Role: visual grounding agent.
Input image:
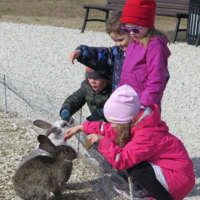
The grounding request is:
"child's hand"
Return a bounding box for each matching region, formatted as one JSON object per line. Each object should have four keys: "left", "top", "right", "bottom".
{"left": 70, "top": 50, "right": 81, "bottom": 64}
{"left": 63, "top": 125, "right": 83, "bottom": 141}
{"left": 87, "top": 134, "right": 104, "bottom": 145}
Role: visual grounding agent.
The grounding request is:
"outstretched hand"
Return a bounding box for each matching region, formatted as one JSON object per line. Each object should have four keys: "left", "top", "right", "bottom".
{"left": 87, "top": 134, "right": 104, "bottom": 145}
{"left": 63, "top": 125, "right": 83, "bottom": 141}
{"left": 70, "top": 50, "right": 81, "bottom": 64}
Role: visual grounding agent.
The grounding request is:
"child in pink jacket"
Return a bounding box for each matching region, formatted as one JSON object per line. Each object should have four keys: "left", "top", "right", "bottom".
{"left": 119, "top": 0, "right": 171, "bottom": 110}
{"left": 64, "top": 85, "right": 195, "bottom": 200}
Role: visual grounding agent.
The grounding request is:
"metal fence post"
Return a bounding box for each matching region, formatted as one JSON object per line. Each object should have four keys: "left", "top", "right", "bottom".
{"left": 3, "top": 74, "right": 8, "bottom": 114}
{"left": 77, "top": 108, "right": 82, "bottom": 154}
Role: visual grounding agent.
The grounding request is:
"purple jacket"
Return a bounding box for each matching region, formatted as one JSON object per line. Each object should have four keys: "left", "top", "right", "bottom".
{"left": 119, "top": 36, "right": 171, "bottom": 108}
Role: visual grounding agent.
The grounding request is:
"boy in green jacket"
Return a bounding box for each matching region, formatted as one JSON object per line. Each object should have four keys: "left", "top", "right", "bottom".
{"left": 60, "top": 67, "right": 112, "bottom": 122}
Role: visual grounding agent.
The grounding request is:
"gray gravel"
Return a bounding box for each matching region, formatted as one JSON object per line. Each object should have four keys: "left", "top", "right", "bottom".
{"left": 0, "top": 112, "right": 106, "bottom": 200}
{"left": 0, "top": 22, "right": 200, "bottom": 199}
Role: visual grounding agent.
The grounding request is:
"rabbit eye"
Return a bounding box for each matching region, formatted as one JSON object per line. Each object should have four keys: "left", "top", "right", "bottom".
{"left": 62, "top": 121, "right": 68, "bottom": 128}
{"left": 65, "top": 148, "right": 69, "bottom": 153}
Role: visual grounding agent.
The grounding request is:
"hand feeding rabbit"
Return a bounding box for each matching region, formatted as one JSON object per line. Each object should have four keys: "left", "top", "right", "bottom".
{"left": 13, "top": 134, "right": 77, "bottom": 200}
{"left": 18, "top": 119, "right": 71, "bottom": 167}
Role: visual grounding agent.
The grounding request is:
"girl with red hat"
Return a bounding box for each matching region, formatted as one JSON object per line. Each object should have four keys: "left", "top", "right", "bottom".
{"left": 120, "top": 0, "right": 171, "bottom": 111}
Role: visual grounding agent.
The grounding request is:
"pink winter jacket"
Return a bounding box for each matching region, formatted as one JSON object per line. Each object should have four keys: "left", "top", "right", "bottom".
{"left": 119, "top": 36, "right": 171, "bottom": 109}
{"left": 82, "top": 104, "right": 195, "bottom": 200}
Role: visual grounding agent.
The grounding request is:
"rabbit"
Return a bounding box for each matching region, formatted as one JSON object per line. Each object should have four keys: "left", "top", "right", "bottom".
{"left": 18, "top": 119, "right": 72, "bottom": 167}
{"left": 13, "top": 134, "right": 77, "bottom": 200}
{"left": 33, "top": 119, "right": 73, "bottom": 146}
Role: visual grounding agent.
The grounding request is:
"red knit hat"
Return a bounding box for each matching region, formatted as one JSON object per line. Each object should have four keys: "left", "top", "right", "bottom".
{"left": 121, "top": 0, "right": 156, "bottom": 28}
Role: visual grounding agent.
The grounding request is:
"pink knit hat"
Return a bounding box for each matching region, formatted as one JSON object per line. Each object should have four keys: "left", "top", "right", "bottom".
{"left": 104, "top": 85, "right": 141, "bottom": 124}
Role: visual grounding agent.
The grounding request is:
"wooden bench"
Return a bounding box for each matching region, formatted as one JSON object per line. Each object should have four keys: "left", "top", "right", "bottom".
{"left": 155, "top": 0, "right": 189, "bottom": 43}
{"left": 81, "top": 0, "right": 189, "bottom": 43}
{"left": 80, "top": 0, "right": 125, "bottom": 33}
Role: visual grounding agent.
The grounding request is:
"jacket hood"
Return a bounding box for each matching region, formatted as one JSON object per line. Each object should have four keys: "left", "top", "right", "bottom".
{"left": 151, "top": 36, "right": 171, "bottom": 58}
{"left": 131, "top": 104, "right": 169, "bottom": 133}
{"left": 151, "top": 35, "right": 169, "bottom": 46}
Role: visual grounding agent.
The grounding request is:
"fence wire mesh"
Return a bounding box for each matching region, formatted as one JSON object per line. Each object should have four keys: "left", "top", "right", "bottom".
{"left": 0, "top": 72, "right": 131, "bottom": 200}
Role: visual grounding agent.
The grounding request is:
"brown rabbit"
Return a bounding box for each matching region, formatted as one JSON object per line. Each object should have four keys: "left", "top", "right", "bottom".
{"left": 13, "top": 135, "right": 77, "bottom": 200}
{"left": 18, "top": 119, "right": 72, "bottom": 168}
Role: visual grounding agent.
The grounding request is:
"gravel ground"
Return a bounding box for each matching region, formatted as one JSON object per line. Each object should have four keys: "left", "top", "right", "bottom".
{"left": 0, "top": 111, "right": 107, "bottom": 200}
{"left": 0, "top": 22, "right": 200, "bottom": 199}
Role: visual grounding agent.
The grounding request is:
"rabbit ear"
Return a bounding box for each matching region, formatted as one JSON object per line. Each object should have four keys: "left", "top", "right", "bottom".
{"left": 37, "top": 135, "right": 56, "bottom": 153}
{"left": 37, "top": 135, "right": 55, "bottom": 153}
{"left": 46, "top": 127, "right": 60, "bottom": 136}
{"left": 33, "top": 120, "right": 52, "bottom": 129}
{"left": 39, "top": 143, "right": 56, "bottom": 153}
{"left": 37, "top": 135, "right": 55, "bottom": 147}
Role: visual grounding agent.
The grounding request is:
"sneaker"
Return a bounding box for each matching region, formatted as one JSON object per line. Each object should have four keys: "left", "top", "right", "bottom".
{"left": 113, "top": 185, "right": 133, "bottom": 199}
{"left": 132, "top": 181, "right": 151, "bottom": 198}
{"left": 110, "top": 172, "right": 130, "bottom": 198}
{"left": 113, "top": 185, "right": 155, "bottom": 200}
{"left": 110, "top": 174, "right": 129, "bottom": 192}
{"left": 111, "top": 172, "right": 154, "bottom": 199}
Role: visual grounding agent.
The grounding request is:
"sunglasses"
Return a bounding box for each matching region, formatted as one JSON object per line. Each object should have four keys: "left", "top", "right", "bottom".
{"left": 121, "top": 25, "right": 142, "bottom": 34}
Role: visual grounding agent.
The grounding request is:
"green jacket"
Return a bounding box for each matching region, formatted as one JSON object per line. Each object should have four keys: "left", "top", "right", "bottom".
{"left": 60, "top": 80, "right": 112, "bottom": 119}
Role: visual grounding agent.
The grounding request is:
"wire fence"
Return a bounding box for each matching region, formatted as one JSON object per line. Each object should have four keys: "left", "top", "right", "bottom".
{"left": 0, "top": 72, "right": 130, "bottom": 200}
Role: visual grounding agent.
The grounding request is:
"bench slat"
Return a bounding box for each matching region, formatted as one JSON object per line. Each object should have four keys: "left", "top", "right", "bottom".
{"left": 84, "top": 4, "right": 123, "bottom": 11}
{"left": 106, "top": 4, "right": 124, "bottom": 10}
{"left": 156, "top": 9, "right": 188, "bottom": 17}
{"left": 84, "top": 4, "right": 112, "bottom": 10}
{"left": 107, "top": 0, "right": 126, "bottom": 5}
{"left": 155, "top": 0, "right": 189, "bottom": 5}
{"left": 156, "top": 3, "right": 189, "bottom": 11}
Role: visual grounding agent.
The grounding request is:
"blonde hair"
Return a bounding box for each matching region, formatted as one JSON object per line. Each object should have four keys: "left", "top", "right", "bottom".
{"left": 112, "top": 122, "right": 132, "bottom": 147}
{"left": 140, "top": 28, "right": 171, "bottom": 47}
{"left": 106, "top": 11, "right": 124, "bottom": 35}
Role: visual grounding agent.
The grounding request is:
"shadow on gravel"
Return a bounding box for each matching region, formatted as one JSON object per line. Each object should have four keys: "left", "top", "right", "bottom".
{"left": 63, "top": 177, "right": 120, "bottom": 200}
{"left": 48, "top": 177, "right": 123, "bottom": 200}
{"left": 48, "top": 157, "right": 200, "bottom": 199}
{"left": 64, "top": 177, "right": 102, "bottom": 190}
